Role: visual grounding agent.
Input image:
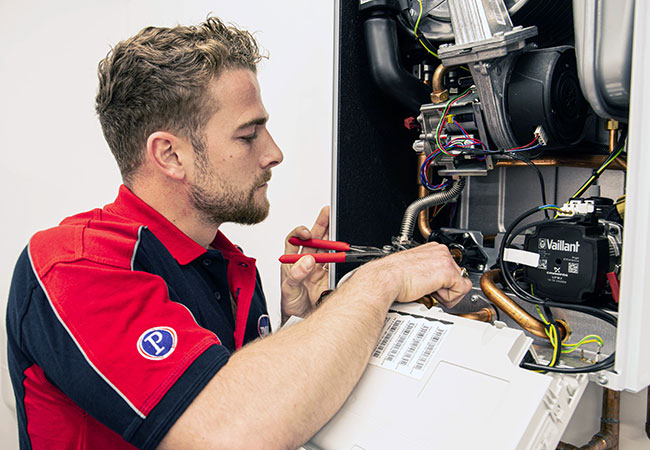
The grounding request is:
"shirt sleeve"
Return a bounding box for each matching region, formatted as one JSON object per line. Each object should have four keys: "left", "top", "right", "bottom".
{"left": 21, "top": 252, "right": 229, "bottom": 448}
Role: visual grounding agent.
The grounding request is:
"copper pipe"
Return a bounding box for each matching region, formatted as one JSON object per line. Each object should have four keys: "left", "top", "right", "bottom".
{"left": 414, "top": 295, "right": 495, "bottom": 323}
{"left": 480, "top": 269, "right": 568, "bottom": 340}
{"left": 457, "top": 306, "right": 496, "bottom": 323}
{"left": 557, "top": 388, "right": 620, "bottom": 450}
{"left": 417, "top": 153, "right": 433, "bottom": 240}
{"left": 431, "top": 64, "right": 452, "bottom": 104}
{"left": 609, "top": 131, "right": 617, "bottom": 152}
{"left": 495, "top": 155, "right": 626, "bottom": 171}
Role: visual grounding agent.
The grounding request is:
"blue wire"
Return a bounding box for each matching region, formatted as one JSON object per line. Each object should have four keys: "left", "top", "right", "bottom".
{"left": 506, "top": 144, "right": 543, "bottom": 153}
{"left": 420, "top": 151, "right": 449, "bottom": 191}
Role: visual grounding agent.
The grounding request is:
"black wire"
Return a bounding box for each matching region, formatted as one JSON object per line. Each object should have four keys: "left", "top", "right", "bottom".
{"left": 521, "top": 354, "right": 616, "bottom": 373}
{"left": 571, "top": 127, "right": 628, "bottom": 200}
{"left": 496, "top": 205, "right": 619, "bottom": 373}
{"left": 498, "top": 206, "right": 548, "bottom": 305}
{"left": 396, "top": 13, "right": 418, "bottom": 39}
{"left": 542, "top": 305, "right": 561, "bottom": 368}
{"left": 521, "top": 300, "right": 617, "bottom": 373}
{"left": 504, "top": 152, "right": 549, "bottom": 218}
{"left": 398, "top": 0, "right": 445, "bottom": 57}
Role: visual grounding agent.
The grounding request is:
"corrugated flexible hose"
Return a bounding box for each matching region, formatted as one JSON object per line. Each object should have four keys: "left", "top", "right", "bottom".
{"left": 398, "top": 177, "right": 466, "bottom": 242}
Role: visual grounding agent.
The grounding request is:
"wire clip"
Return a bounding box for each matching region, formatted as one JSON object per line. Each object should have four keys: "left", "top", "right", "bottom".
{"left": 534, "top": 125, "right": 549, "bottom": 146}
{"left": 556, "top": 200, "right": 595, "bottom": 217}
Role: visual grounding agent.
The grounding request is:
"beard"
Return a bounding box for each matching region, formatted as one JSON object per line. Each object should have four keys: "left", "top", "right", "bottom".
{"left": 189, "top": 156, "right": 272, "bottom": 226}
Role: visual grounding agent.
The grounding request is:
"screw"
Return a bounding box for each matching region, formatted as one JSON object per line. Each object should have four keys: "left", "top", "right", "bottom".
{"left": 470, "top": 295, "right": 480, "bottom": 303}
{"left": 598, "top": 374, "right": 608, "bottom": 385}
{"left": 477, "top": 264, "right": 485, "bottom": 271}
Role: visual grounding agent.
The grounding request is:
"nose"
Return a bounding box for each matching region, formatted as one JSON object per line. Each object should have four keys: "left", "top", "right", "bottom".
{"left": 260, "top": 129, "right": 284, "bottom": 169}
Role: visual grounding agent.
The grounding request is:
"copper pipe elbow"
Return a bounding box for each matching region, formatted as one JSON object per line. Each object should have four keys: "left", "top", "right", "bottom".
{"left": 480, "top": 269, "right": 568, "bottom": 340}
{"left": 430, "top": 64, "right": 452, "bottom": 104}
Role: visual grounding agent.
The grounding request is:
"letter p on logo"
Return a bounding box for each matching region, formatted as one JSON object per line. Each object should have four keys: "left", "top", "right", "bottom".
{"left": 137, "top": 327, "right": 177, "bottom": 360}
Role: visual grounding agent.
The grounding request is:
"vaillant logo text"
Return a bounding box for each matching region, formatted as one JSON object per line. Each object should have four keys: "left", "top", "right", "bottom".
{"left": 538, "top": 239, "right": 580, "bottom": 253}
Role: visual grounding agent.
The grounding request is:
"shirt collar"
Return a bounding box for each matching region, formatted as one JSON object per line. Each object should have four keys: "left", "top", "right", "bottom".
{"left": 104, "top": 185, "right": 220, "bottom": 265}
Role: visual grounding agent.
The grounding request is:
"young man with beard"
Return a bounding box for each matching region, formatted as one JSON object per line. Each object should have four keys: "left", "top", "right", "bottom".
{"left": 6, "top": 17, "right": 471, "bottom": 449}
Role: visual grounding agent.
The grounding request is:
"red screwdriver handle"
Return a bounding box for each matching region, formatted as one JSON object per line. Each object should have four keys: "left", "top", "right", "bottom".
{"left": 288, "top": 237, "right": 350, "bottom": 251}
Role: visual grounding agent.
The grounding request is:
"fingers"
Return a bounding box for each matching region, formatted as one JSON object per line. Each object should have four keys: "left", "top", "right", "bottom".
{"left": 372, "top": 242, "right": 471, "bottom": 305}
{"left": 283, "top": 206, "right": 330, "bottom": 257}
{"left": 310, "top": 206, "right": 330, "bottom": 240}
{"left": 284, "top": 226, "right": 311, "bottom": 255}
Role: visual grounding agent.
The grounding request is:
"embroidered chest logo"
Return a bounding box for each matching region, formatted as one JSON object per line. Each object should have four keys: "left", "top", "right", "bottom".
{"left": 258, "top": 315, "right": 271, "bottom": 337}
{"left": 137, "top": 327, "right": 177, "bottom": 360}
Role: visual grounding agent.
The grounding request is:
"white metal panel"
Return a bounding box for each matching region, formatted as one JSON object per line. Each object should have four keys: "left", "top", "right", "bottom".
{"left": 614, "top": 0, "right": 650, "bottom": 392}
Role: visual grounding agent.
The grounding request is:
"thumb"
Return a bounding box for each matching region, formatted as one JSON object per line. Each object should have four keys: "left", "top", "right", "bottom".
{"left": 283, "top": 255, "right": 316, "bottom": 289}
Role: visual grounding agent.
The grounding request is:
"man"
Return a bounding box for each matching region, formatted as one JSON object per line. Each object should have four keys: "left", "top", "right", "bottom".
{"left": 6, "top": 17, "right": 471, "bottom": 449}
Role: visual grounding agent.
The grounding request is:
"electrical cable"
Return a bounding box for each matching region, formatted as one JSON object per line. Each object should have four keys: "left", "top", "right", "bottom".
{"left": 502, "top": 152, "right": 549, "bottom": 218}
{"left": 571, "top": 127, "right": 628, "bottom": 199}
{"left": 496, "top": 205, "right": 618, "bottom": 373}
{"left": 414, "top": 0, "right": 441, "bottom": 58}
{"left": 435, "top": 87, "right": 474, "bottom": 154}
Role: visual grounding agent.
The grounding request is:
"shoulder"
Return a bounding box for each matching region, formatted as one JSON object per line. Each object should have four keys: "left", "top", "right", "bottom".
{"left": 29, "top": 207, "right": 146, "bottom": 278}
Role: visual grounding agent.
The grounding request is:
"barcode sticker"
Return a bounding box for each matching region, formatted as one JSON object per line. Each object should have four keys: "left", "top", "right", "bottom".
{"left": 369, "top": 312, "right": 452, "bottom": 379}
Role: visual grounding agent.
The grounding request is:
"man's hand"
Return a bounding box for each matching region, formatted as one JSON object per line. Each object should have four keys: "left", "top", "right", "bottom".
{"left": 280, "top": 206, "right": 330, "bottom": 322}
{"left": 354, "top": 241, "right": 472, "bottom": 309}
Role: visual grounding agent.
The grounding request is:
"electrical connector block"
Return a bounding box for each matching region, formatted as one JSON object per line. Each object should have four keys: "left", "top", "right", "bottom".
{"left": 556, "top": 200, "right": 595, "bottom": 217}
{"left": 534, "top": 125, "right": 549, "bottom": 146}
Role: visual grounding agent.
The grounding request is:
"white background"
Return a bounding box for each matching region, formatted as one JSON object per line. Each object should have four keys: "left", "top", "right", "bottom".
{"left": 0, "top": 1, "right": 333, "bottom": 446}
{"left": 1, "top": 1, "right": 649, "bottom": 449}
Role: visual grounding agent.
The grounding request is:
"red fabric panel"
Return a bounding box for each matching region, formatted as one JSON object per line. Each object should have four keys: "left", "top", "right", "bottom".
{"left": 29, "top": 224, "right": 221, "bottom": 417}
{"left": 23, "top": 364, "right": 136, "bottom": 449}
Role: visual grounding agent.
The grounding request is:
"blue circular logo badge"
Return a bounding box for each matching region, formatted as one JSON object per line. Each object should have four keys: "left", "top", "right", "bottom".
{"left": 137, "top": 327, "right": 177, "bottom": 360}
{"left": 258, "top": 315, "right": 271, "bottom": 337}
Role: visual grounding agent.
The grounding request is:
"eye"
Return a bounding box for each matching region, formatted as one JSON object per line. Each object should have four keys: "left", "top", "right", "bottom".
{"left": 239, "top": 132, "right": 258, "bottom": 143}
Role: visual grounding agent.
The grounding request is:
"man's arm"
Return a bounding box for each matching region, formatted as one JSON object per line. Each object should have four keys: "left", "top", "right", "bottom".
{"left": 158, "top": 243, "right": 470, "bottom": 449}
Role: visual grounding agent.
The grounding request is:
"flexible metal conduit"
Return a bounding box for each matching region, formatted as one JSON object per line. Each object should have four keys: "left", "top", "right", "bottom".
{"left": 399, "top": 178, "right": 466, "bottom": 243}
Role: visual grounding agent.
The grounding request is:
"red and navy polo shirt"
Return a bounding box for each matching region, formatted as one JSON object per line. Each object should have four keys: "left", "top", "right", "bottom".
{"left": 6, "top": 185, "right": 272, "bottom": 449}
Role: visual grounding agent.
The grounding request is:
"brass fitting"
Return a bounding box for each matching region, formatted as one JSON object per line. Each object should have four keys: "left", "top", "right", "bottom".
{"left": 430, "top": 90, "right": 449, "bottom": 104}
{"left": 605, "top": 119, "right": 620, "bottom": 131}
{"left": 431, "top": 63, "right": 452, "bottom": 104}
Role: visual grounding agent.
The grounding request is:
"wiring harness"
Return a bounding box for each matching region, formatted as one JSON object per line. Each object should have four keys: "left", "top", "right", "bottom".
{"left": 497, "top": 205, "right": 618, "bottom": 373}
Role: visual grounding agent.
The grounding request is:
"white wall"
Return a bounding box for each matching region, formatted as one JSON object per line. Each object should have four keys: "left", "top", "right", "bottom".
{"left": 0, "top": 1, "right": 333, "bottom": 447}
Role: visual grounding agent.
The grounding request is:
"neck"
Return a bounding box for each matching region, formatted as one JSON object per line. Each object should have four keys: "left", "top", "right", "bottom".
{"left": 129, "top": 178, "right": 221, "bottom": 249}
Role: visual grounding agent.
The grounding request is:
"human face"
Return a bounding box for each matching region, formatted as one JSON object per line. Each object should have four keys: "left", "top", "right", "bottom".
{"left": 189, "top": 69, "right": 283, "bottom": 226}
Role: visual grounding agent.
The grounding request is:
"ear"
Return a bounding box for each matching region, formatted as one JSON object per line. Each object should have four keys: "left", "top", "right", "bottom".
{"left": 146, "top": 131, "right": 192, "bottom": 181}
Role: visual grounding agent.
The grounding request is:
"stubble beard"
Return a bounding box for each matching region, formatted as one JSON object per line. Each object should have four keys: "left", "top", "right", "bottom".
{"left": 189, "top": 156, "right": 271, "bottom": 226}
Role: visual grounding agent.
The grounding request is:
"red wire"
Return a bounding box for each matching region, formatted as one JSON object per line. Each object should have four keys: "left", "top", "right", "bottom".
{"left": 436, "top": 90, "right": 473, "bottom": 152}
{"left": 454, "top": 120, "right": 470, "bottom": 137}
{"left": 507, "top": 136, "right": 538, "bottom": 151}
{"left": 447, "top": 137, "right": 484, "bottom": 147}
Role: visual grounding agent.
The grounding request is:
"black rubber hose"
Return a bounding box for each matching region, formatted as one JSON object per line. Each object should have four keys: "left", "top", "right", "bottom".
{"left": 363, "top": 13, "right": 432, "bottom": 113}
